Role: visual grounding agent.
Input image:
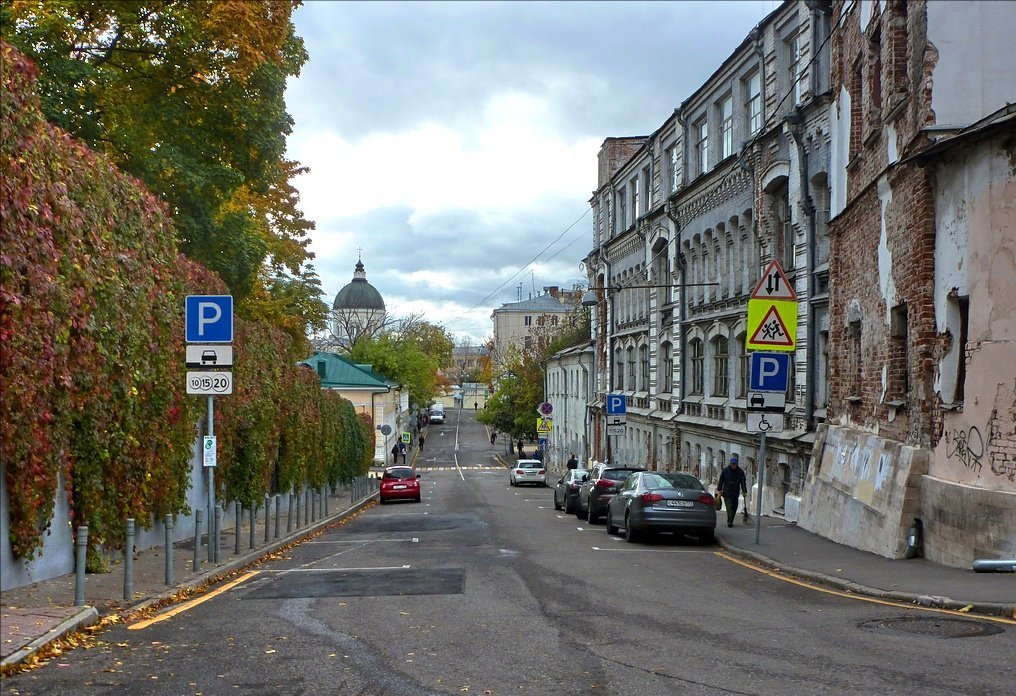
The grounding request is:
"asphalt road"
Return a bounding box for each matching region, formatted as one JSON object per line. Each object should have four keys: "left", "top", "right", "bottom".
{"left": 4, "top": 410, "right": 1013, "bottom": 695}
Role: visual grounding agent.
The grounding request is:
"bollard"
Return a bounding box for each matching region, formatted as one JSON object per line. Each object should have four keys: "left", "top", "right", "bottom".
{"left": 193, "top": 509, "right": 203, "bottom": 572}
{"left": 235, "top": 503, "right": 241, "bottom": 555}
{"left": 214, "top": 504, "right": 223, "bottom": 563}
{"left": 124, "top": 518, "right": 135, "bottom": 602}
{"left": 351, "top": 479, "right": 355, "bottom": 504}
{"left": 288, "top": 493, "right": 294, "bottom": 533}
{"left": 249, "top": 505, "right": 256, "bottom": 550}
{"left": 305, "top": 487, "right": 310, "bottom": 525}
{"left": 164, "top": 514, "right": 174, "bottom": 586}
{"left": 324, "top": 486, "right": 330, "bottom": 516}
{"left": 74, "top": 525, "right": 88, "bottom": 607}
{"left": 311, "top": 488, "right": 316, "bottom": 522}
{"left": 274, "top": 495, "right": 281, "bottom": 539}
{"left": 295, "top": 488, "right": 301, "bottom": 529}
{"left": 264, "top": 494, "right": 271, "bottom": 543}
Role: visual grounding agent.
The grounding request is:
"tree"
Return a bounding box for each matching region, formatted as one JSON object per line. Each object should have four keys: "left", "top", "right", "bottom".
{"left": 2, "top": 0, "right": 320, "bottom": 337}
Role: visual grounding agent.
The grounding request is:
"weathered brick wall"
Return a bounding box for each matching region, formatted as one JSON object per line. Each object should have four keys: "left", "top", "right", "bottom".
{"left": 597, "top": 137, "right": 647, "bottom": 189}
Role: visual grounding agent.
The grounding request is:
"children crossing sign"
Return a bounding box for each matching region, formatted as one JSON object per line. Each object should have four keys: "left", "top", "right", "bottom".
{"left": 746, "top": 260, "right": 797, "bottom": 352}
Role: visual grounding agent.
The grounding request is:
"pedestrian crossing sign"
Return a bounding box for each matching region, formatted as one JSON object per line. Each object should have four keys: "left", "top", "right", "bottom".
{"left": 536, "top": 417, "right": 552, "bottom": 434}
{"left": 746, "top": 299, "right": 797, "bottom": 351}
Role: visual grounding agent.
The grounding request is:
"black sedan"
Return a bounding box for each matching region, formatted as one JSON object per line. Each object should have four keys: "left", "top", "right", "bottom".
{"left": 553, "top": 468, "right": 589, "bottom": 514}
{"left": 605, "top": 471, "right": 717, "bottom": 544}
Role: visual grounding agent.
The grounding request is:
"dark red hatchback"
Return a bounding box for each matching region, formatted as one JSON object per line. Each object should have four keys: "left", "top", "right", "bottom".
{"left": 379, "top": 466, "right": 421, "bottom": 504}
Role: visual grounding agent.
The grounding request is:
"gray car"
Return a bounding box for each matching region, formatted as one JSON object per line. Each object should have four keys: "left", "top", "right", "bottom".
{"left": 553, "top": 468, "right": 589, "bottom": 514}
{"left": 575, "top": 464, "right": 646, "bottom": 524}
{"left": 605, "top": 471, "right": 717, "bottom": 544}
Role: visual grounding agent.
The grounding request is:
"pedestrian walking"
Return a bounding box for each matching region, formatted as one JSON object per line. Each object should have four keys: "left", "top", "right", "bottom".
{"left": 490, "top": 430, "right": 497, "bottom": 445}
{"left": 391, "top": 443, "right": 400, "bottom": 465}
{"left": 399, "top": 441, "right": 407, "bottom": 464}
{"left": 418, "top": 435, "right": 425, "bottom": 451}
{"left": 566, "top": 452, "right": 578, "bottom": 469}
{"left": 474, "top": 401, "right": 478, "bottom": 410}
{"left": 717, "top": 456, "right": 748, "bottom": 527}
{"left": 517, "top": 439, "right": 524, "bottom": 458}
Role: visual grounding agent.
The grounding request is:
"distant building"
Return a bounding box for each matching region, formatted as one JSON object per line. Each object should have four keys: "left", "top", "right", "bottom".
{"left": 490, "top": 286, "right": 581, "bottom": 368}
{"left": 329, "top": 258, "right": 386, "bottom": 351}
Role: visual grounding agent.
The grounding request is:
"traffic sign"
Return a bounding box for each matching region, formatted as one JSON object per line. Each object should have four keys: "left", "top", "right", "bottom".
{"left": 185, "top": 344, "right": 234, "bottom": 368}
{"left": 536, "top": 417, "right": 552, "bottom": 434}
{"left": 750, "top": 260, "right": 797, "bottom": 301}
{"left": 606, "top": 424, "right": 625, "bottom": 436}
{"left": 746, "top": 412, "right": 785, "bottom": 433}
{"left": 401, "top": 431, "right": 411, "bottom": 443}
{"left": 185, "top": 295, "right": 233, "bottom": 343}
{"left": 746, "top": 299, "right": 797, "bottom": 351}
{"left": 747, "top": 391, "right": 786, "bottom": 411}
{"left": 538, "top": 401, "right": 553, "bottom": 416}
{"left": 203, "top": 436, "right": 217, "bottom": 467}
{"left": 749, "top": 352, "right": 791, "bottom": 392}
{"left": 186, "top": 371, "right": 233, "bottom": 395}
{"left": 606, "top": 394, "right": 626, "bottom": 415}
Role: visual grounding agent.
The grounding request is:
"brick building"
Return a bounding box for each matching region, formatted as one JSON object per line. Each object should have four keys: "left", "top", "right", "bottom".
{"left": 798, "top": 0, "right": 1016, "bottom": 565}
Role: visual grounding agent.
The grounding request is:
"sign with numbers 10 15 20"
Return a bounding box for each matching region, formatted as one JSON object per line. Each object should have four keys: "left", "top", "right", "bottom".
{"left": 186, "top": 371, "right": 233, "bottom": 395}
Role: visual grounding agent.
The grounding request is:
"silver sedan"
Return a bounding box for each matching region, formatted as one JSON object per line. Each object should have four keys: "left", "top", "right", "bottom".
{"left": 605, "top": 471, "right": 717, "bottom": 544}
{"left": 509, "top": 459, "right": 547, "bottom": 487}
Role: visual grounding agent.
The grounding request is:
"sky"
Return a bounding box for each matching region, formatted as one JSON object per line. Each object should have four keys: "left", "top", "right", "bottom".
{"left": 285, "top": 0, "right": 779, "bottom": 344}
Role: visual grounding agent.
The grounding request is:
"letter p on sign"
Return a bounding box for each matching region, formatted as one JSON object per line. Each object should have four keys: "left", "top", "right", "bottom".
{"left": 186, "top": 295, "right": 233, "bottom": 343}
{"left": 749, "top": 352, "right": 790, "bottom": 392}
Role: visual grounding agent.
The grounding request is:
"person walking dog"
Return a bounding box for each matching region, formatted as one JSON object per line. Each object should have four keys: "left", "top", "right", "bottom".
{"left": 717, "top": 456, "right": 748, "bottom": 527}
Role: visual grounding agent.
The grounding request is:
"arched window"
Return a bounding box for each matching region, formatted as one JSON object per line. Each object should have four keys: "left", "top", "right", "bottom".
{"left": 690, "top": 338, "right": 704, "bottom": 395}
{"left": 627, "top": 346, "right": 636, "bottom": 389}
{"left": 661, "top": 342, "right": 673, "bottom": 393}
{"left": 712, "top": 335, "right": 729, "bottom": 397}
{"left": 639, "top": 345, "right": 649, "bottom": 391}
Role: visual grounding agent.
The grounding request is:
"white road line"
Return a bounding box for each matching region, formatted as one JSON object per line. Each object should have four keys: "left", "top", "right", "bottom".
{"left": 307, "top": 538, "right": 419, "bottom": 544}
{"left": 266, "top": 564, "right": 412, "bottom": 573}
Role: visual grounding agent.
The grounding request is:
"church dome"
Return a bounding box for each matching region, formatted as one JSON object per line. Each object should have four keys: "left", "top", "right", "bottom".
{"left": 333, "top": 260, "right": 385, "bottom": 311}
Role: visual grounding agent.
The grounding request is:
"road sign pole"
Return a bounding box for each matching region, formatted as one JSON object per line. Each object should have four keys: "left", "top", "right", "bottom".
{"left": 207, "top": 395, "right": 215, "bottom": 562}
{"left": 755, "top": 431, "right": 766, "bottom": 544}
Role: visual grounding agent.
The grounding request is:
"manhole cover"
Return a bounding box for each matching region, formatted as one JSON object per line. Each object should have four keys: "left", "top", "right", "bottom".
{"left": 243, "top": 567, "right": 465, "bottom": 599}
{"left": 859, "top": 616, "right": 1005, "bottom": 638}
{"left": 351, "top": 513, "right": 484, "bottom": 535}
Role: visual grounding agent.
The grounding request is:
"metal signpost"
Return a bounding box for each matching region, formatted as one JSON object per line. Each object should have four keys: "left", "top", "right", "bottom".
{"left": 745, "top": 261, "right": 796, "bottom": 544}
{"left": 605, "top": 393, "right": 626, "bottom": 462}
{"left": 186, "top": 295, "right": 233, "bottom": 563}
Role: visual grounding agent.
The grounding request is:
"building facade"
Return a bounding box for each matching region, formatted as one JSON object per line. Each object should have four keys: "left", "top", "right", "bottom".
{"left": 490, "top": 286, "right": 580, "bottom": 370}
{"left": 798, "top": 0, "right": 1016, "bottom": 564}
{"left": 544, "top": 342, "right": 595, "bottom": 468}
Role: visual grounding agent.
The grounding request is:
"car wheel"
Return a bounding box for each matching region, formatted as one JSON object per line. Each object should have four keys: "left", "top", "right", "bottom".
{"left": 586, "top": 504, "right": 598, "bottom": 525}
{"left": 575, "top": 500, "right": 585, "bottom": 518}
{"left": 624, "top": 513, "right": 641, "bottom": 543}
{"left": 606, "top": 510, "right": 618, "bottom": 535}
{"left": 564, "top": 495, "right": 574, "bottom": 514}
{"left": 698, "top": 531, "right": 715, "bottom": 545}
{"left": 553, "top": 494, "right": 562, "bottom": 511}
{"left": 509, "top": 477, "right": 514, "bottom": 487}
{"left": 414, "top": 495, "right": 421, "bottom": 503}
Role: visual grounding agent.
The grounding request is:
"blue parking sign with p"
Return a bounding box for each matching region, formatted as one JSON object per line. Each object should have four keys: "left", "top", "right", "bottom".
{"left": 606, "top": 393, "right": 626, "bottom": 415}
{"left": 749, "top": 352, "right": 791, "bottom": 392}
{"left": 186, "top": 295, "right": 233, "bottom": 343}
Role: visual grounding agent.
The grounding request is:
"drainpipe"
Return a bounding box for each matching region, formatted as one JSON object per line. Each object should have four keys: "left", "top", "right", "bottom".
{"left": 665, "top": 201, "right": 685, "bottom": 412}
{"left": 787, "top": 108, "right": 817, "bottom": 430}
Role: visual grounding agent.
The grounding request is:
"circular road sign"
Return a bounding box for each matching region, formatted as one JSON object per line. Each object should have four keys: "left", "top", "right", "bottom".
{"left": 539, "top": 401, "right": 553, "bottom": 416}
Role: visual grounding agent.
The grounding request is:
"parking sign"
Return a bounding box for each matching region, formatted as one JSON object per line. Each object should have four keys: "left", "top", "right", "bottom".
{"left": 185, "top": 295, "right": 233, "bottom": 343}
{"left": 749, "top": 352, "right": 791, "bottom": 392}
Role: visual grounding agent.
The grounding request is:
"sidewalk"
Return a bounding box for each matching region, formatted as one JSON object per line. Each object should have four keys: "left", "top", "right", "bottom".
{"left": 1, "top": 484, "right": 376, "bottom": 671}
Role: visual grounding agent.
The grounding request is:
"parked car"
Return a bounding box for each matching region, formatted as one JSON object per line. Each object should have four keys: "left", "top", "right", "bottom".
{"left": 575, "top": 464, "right": 646, "bottom": 524}
{"left": 553, "top": 468, "right": 589, "bottom": 514}
{"left": 605, "top": 471, "right": 716, "bottom": 544}
{"left": 509, "top": 459, "right": 547, "bottom": 487}
{"left": 379, "top": 466, "right": 421, "bottom": 504}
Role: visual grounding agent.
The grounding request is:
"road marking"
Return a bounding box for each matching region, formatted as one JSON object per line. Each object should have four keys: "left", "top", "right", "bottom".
{"left": 716, "top": 551, "right": 1016, "bottom": 626}
{"left": 129, "top": 571, "right": 260, "bottom": 630}
{"left": 265, "top": 564, "right": 411, "bottom": 573}
{"left": 590, "top": 546, "right": 709, "bottom": 553}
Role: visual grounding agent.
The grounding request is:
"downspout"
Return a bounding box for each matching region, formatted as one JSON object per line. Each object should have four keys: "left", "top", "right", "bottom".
{"left": 789, "top": 114, "right": 816, "bottom": 430}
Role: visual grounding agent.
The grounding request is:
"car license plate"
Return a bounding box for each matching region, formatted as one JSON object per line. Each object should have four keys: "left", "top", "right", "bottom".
{"left": 667, "top": 500, "right": 693, "bottom": 508}
{"left": 394, "top": 484, "right": 406, "bottom": 490}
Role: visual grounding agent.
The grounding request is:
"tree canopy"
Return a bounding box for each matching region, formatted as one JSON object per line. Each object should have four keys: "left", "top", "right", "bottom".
{"left": 2, "top": 0, "right": 327, "bottom": 346}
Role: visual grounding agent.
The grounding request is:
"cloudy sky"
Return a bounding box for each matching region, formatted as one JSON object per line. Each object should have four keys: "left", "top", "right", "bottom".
{"left": 285, "top": 0, "right": 778, "bottom": 344}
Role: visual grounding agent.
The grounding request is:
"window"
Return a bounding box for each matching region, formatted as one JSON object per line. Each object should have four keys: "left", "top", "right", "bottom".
{"left": 630, "top": 179, "right": 640, "bottom": 222}
{"left": 662, "top": 342, "right": 673, "bottom": 393}
{"left": 869, "top": 27, "right": 883, "bottom": 121}
{"left": 615, "top": 349, "right": 624, "bottom": 390}
{"left": 719, "top": 96, "right": 733, "bottom": 159}
{"left": 953, "top": 296, "right": 969, "bottom": 402}
{"left": 642, "top": 165, "right": 652, "bottom": 213}
{"left": 712, "top": 336, "right": 729, "bottom": 397}
{"left": 771, "top": 181, "right": 794, "bottom": 270}
{"left": 745, "top": 71, "right": 762, "bottom": 135}
{"left": 695, "top": 119, "right": 709, "bottom": 175}
{"left": 850, "top": 61, "right": 863, "bottom": 156}
{"left": 524, "top": 315, "right": 532, "bottom": 326}
{"left": 890, "top": 303, "right": 908, "bottom": 398}
{"left": 627, "top": 346, "right": 636, "bottom": 389}
{"left": 785, "top": 32, "right": 802, "bottom": 106}
{"left": 640, "top": 345, "right": 649, "bottom": 391}
{"left": 618, "top": 188, "right": 627, "bottom": 230}
{"left": 690, "top": 339, "right": 704, "bottom": 395}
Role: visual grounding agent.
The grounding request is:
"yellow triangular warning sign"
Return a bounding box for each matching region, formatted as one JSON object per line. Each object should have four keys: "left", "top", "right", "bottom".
{"left": 748, "top": 305, "right": 794, "bottom": 347}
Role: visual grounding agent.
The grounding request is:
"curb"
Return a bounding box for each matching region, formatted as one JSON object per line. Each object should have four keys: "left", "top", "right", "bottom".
{"left": 0, "top": 606, "right": 98, "bottom": 669}
{"left": 716, "top": 539, "right": 1016, "bottom": 620}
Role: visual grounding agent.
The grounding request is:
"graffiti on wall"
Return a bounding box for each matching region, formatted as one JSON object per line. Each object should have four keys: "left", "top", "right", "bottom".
{"left": 945, "top": 425, "right": 984, "bottom": 473}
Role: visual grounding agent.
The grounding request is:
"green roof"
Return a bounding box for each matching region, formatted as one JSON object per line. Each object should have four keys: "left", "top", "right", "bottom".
{"left": 298, "top": 352, "right": 395, "bottom": 390}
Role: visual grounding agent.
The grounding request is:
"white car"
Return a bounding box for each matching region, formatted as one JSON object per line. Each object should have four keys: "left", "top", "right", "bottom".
{"left": 509, "top": 459, "right": 547, "bottom": 487}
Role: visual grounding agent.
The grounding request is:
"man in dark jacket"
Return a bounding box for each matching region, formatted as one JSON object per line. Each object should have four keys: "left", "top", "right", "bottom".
{"left": 566, "top": 453, "right": 578, "bottom": 469}
{"left": 717, "top": 456, "right": 748, "bottom": 527}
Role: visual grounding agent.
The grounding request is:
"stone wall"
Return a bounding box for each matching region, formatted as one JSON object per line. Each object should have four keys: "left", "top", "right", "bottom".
{"left": 920, "top": 476, "right": 1016, "bottom": 567}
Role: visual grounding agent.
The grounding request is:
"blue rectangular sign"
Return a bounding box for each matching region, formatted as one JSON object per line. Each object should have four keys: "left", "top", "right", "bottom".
{"left": 185, "top": 295, "right": 233, "bottom": 343}
{"left": 749, "top": 352, "right": 791, "bottom": 392}
{"left": 606, "top": 393, "right": 627, "bottom": 415}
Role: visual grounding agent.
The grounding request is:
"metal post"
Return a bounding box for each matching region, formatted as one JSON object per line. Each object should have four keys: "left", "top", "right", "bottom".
{"left": 123, "top": 518, "right": 135, "bottom": 602}
{"left": 264, "top": 494, "right": 271, "bottom": 543}
{"left": 164, "top": 514, "right": 174, "bottom": 586}
{"left": 288, "top": 492, "right": 294, "bottom": 533}
{"left": 295, "top": 488, "right": 301, "bottom": 529}
{"left": 274, "top": 495, "right": 281, "bottom": 539}
{"left": 351, "top": 479, "right": 356, "bottom": 504}
{"left": 755, "top": 432, "right": 766, "bottom": 545}
{"left": 249, "top": 505, "right": 256, "bottom": 549}
{"left": 214, "top": 504, "right": 223, "bottom": 563}
{"left": 207, "top": 396, "right": 215, "bottom": 563}
{"left": 234, "top": 502, "right": 241, "bottom": 555}
{"left": 324, "top": 486, "right": 329, "bottom": 516}
{"left": 74, "top": 525, "right": 88, "bottom": 607}
{"left": 193, "top": 508, "right": 203, "bottom": 572}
